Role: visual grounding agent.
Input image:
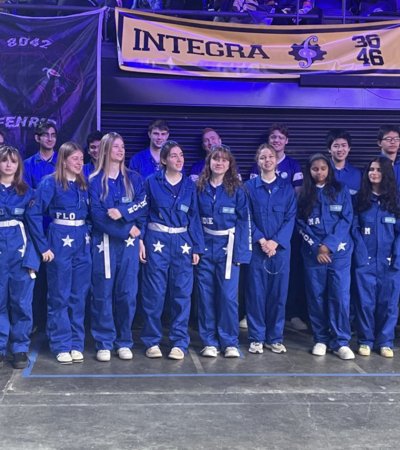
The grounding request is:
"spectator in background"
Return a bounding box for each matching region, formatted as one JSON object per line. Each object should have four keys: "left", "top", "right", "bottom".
{"left": 83, "top": 131, "right": 103, "bottom": 179}
{"left": 327, "top": 129, "right": 362, "bottom": 195}
{"left": 128, "top": 119, "right": 170, "bottom": 179}
{"left": 296, "top": 0, "right": 323, "bottom": 24}
{"left": 190, "top": 128, "right": 222, "bottom": 183}
{"left": 130, "top": 0, "right": 163, "bottom": 8}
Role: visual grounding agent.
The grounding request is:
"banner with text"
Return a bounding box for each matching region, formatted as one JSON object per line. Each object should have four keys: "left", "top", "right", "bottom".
{"left": 0, "top": 9, "right": 104, "bottom": 158}
{"left": 116, "top": 8, "right": 400, "bottom": 79}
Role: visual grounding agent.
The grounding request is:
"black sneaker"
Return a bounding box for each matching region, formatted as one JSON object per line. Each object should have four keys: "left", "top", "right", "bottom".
{"left": 12, "top": 352, "right": 29, "bottom": 369}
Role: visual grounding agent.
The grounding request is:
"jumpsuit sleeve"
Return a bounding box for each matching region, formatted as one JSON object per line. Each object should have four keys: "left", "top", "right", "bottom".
{"left": 322, "top": 187, "right": 353, "bottom": 254}
{"left": 187, "top": 187, "right": 205, "bottom": 255}
{"left": 89, "top": 177, "right": 136, "bottom": 240}
{"left": 244, "top": 182, "right": 265, "bottom": 244}
{"left": 22, "top": 189, "right": 41, "bottom": 271}
{"left": 391, "top": 218, "right": 400, "bottom": 270}
{"left": 232, "top": 187, "right": 252, "bottom": 264}
{"left": 271, "top": 187, "right": 297, "bottom": 250}
{"left": 350, "top": 211, "right": 369, "bottom": 267}
{"left": 25, "top": 176, "right": 55, "bottom": 255}
{"left": 296, "top": 217, "right": 322, "bottom": 255}
{"left": 23, "top": 159, "right": 34, "bottom": 188}
{"left": 117, "top": 173, "right": 148, "bottom": 229}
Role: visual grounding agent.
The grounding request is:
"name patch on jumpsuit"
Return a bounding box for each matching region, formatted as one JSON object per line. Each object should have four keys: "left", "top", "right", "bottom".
{"left": 383, "top": 217, "right": 396, "bottom": 224}
{"left": 179, "top": 204, "right": 189, "bottom": 213}
{"left": 221, "top": 207, "right": 235, "bottom": 214}
{"left": 329, "top": 205, "right": 343, "bottom": 212}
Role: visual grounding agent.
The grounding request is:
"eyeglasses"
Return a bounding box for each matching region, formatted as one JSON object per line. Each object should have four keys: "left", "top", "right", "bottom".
{"left": 382, "top": 137, "right": 400, "bottom": 143}
{"left": 210, "top": 144, "right": 231, "bottom": 152}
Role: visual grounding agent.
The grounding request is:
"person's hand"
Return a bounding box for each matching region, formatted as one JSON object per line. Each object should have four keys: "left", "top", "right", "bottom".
{"left": 264, "top": 240, "right": 278, "bottom": 258}
{"left": 139, "top": 240, "right": 147, "bottom": 263}
{"left": 317, "top": 244, "right": 332, "bottom": 264}
{"left": 42, "top": 249, "right": 55, "bottom": 262}
{"left": 129, "top": 225, "right": 141, "bottom": 238}
{"left": 107, "top": 208, "right": 122, "bottom": 220}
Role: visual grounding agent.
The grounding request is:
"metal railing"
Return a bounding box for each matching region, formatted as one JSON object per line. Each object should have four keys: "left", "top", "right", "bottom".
{"left": 0, "top": 2, "right": 399, "bottom": 26}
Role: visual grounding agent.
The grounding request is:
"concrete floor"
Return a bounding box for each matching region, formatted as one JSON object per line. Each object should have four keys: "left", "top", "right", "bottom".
{"left": 1, "top": 326, "right": 400, "bottom": 449}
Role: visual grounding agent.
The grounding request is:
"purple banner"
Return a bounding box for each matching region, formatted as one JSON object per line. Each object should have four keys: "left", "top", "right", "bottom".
{"left": 0, "top": 9, "right": 104, "bottom": 157}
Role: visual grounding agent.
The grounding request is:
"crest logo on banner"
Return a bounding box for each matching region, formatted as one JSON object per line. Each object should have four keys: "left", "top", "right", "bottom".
{"left": 0, "top": 9, "right": 104, "bottom": 157}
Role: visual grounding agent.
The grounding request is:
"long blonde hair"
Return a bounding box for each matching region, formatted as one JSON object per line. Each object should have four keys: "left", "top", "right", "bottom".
{"left": 90, "top": 132, "right": 133, "bottom": 201}
{"left": 54, "top": 141, "right": 87, "bottom": 191}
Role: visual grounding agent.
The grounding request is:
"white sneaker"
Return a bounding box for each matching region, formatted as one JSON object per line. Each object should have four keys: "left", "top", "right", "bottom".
{"left": 248, "top": 342, "right": 264, "bottom": 354}
{"left": 312, "top": 343, "right": 327, "bottom": 356}
{"left": 56, "top": 352, "right": 72, "bottom": 364}
{"left": 117, "top": 347, "right": 133, "bottom": 360}
{"left": 96, "top": 349, "right": 111, "bottom": 362}
{"left": 145, "top": 345, "right": 162, "bottom": 358}
{"left": 168, "top": 347, "right": 185, "bottom": 360}
{"left": 334, "top": 346, "right": 355, "bottom": 360}
{"left": 239, "top": 316, "right": 248, "bottom": 329}
{"left": 358, "top": 345, "right": 371, "bottom": 356}
{"left": 380, "top": 347, "right": 394, "bottom": 358}
{"left": 224, "top": 347, "right": 240, "bottom": 358}
{"left": 288, "top": 317, "right": 308, "bottom": 331}
{"left": 200, "top": 346, "right": 218, "bottom": 358}
{"left": 264, "top": 343, "right": 287, "bottom": 354}
{"left": 71, "top": 350, "right": 84, "bottom": 363}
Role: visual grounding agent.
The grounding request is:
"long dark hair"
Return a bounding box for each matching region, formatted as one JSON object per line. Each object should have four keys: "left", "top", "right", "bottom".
{"left": 197, "top": 145, "right": 241, "bottom": 196}
{"left": 298, "top": 153, "right": 342, "bottom": 220}
{"left": 0, "top": 145, "right": 28, "bottom": 195}
{"left": 356, "top": 156, "right": 400, "bottom": 216}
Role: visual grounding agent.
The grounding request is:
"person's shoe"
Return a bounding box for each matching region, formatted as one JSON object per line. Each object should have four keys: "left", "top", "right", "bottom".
{"left": 71, "top": 350, "right": 84, "bottom": 363}
{"left": 312, "top": 343, "right": 327, "bottom": 356}
{"left": 145, "top": 345, "right": 162, "bottom": 358}
{"left": 96, "top": 349, "right": 111, "bottom": 362}
{"left": 168, "top": 347, "right": 184, "bottom": 360}
{"left": 358, "top": 345, "right": 371, "bottom": 356}
{"left": 248, "top": 342, "right": 264, "bottom": 354}
{"left": 117, "top": 347, "right": 133, "bottom": 360}
{"left": 334, "top": 346, "right": 355, "bottom": 360}
{"left": 200, "top": 346, "right": 218, "bottom": 358}
{"left": 264, "top": 343, "right": 287, "bottom": 354}
{"left": 12, "top": 352, "right": 29, "bottom": 369}
{"left": 239, "top": 316, "right": 248, "bottom": 329}
{"left": 288, "top": 317, "right": 308, "bottom": 331}
{"left": 56, "top": 352, "right": 73, "bottom": 364}
{"left": 224, "top": 347, "right": 240, "bottom": 358}
{"left": 380, "top": 347, "right": 394, "bottom": 358}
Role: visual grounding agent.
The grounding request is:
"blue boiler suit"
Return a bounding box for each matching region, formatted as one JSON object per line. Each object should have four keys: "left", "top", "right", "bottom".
{"left": 27, "top": 176, "right": 91, "bottom": 354}
{"left": 128, "top": 148, "right": 161, "bottom": 180}
{"left": 245, "top": 177, "right": 297, "bottom": 344}
{"left": 196, "top": 183, "right": 252, "bottom": 350}
{"left": 0, "top": 184, "right": 39, "bottom": 355}
{"left": 297, "top": 185, "right": 353, "bottom": 350}
{"left": 89, "top": 170, "right": 147, "bottom": 351}
{"left": 352, "top": 195, "right": 400, "bottom": 349}
{"left": 141, "top": 170, "right": 205, "bottom": 351}
{"left": 24, "top": 152, "right": 58, "bottom": 189}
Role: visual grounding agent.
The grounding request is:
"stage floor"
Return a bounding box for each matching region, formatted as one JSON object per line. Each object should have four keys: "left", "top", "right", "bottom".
{"left": 1, "top": 326, "right": 400, "bottom": 449}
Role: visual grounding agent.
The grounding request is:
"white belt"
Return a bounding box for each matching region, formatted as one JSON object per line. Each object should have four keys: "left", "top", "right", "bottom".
{"left": 148, "top": 222, "right": 187, "bottom": 234}
{"left": 53, "top": 219, "right": 85, "bottom": 226}
{"left": 0, "top": 219, "right": 27, "bottom": 256}
{"left": 103, "top": 233, "right": 111, "bottom": 279}
{"left": 203, "top": 226, "right": 235, "bottom": 280}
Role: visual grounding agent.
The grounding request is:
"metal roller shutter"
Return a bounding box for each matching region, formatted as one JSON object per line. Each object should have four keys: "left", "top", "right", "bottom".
{"left": 101, "top": 105, "right": 400, "bottom": 179}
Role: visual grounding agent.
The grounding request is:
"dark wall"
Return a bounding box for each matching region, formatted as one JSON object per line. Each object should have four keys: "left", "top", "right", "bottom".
{"left": 101, "top": 104, "right": 400, "bottom": 179}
